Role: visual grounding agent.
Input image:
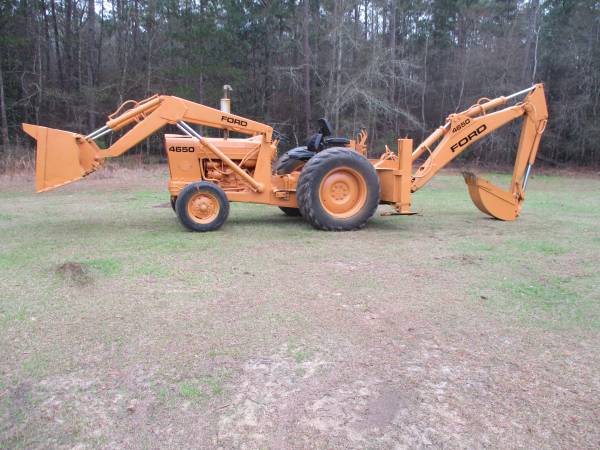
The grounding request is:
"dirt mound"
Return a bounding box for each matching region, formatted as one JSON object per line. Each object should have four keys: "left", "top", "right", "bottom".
{"left": 56, "top": 262, "right": 93, "bottom": 286}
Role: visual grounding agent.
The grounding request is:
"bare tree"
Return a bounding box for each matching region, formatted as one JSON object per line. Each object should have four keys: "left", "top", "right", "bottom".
{"left": 0, "top": 62, "right": 9, "bottom": 148}
{"left": 0, "top": 0, "right": 598, "bottom": 165}
{"left": 86, "top": 0, "right": 96, "bottom": 129}
{"left": 302, "top": 0, "right": 311, "bottom": 135}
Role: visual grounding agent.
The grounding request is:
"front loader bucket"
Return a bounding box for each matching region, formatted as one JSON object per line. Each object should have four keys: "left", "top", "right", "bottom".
{"left": 22, "top": 124, "right": 101, "bottom": 192}
{"left": 463, "top": 172, "right": 520, "bottom": 221}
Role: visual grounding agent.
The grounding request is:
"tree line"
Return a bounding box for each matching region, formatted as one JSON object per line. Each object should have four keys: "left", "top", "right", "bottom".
{"left": 0, "top": 0, "right": 599, "bottom": 167}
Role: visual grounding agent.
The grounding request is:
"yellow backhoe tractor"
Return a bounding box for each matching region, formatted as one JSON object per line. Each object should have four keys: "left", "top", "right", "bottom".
{"left": 22, "top": 84, "right": 548, "bottom": 231}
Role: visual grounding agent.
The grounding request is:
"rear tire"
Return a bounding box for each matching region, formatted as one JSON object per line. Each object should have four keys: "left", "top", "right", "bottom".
{"left": 170, "top": 196, "right": 177, "bottom": 212}
{"left": 175, "top": 182, "right": 229, "bottom": 232}
{"left": 279, "top": 206, "right": 302, "bottom": 217}
{"left": 297, "top": 148, "right": 380, "bottom": 231}
{"left": 274, "top": 151, "right": 305, "bottom": 175}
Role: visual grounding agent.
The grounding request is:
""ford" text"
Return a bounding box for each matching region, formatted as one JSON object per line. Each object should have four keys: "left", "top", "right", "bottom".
{"left": 221, "top": 116, "right": 248, "bottom": 127}
{"left": 450, "top": 124, "right": 487, "bottom": 152}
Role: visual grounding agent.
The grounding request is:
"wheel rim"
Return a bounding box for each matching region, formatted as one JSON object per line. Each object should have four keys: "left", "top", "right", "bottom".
{"left": 319, "top": 167, "right": 367, "bottom": 218}
{"left": 187, "top": 191, "right": 220, "bottom": 224}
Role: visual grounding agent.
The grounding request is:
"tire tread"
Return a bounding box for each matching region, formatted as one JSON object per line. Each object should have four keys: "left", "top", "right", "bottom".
{"left": 296, "top": 148, "right": 380, "bottom": 231}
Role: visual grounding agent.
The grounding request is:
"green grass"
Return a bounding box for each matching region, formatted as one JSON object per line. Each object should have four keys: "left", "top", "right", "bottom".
{"left": 178, "top": 381, "right": 205, "bottom": 399}
{"left": 21, "top": 354, "right": 49, "bottom": 379}
{"left": 1, "top": 173, "right": 599, "bottom": 331}
{"left": 86, "top": 258, "right": 122, "bottom": 276}
{"left": 292, "top": 349, "right": 310, "bottom": 363}
{"left": 508, "top": 239, "right": 567, "bottom": 255}
{"left": 155, "top": 370, "right": 229, "bottom": 405}
{"left": 176, "top": 375, "right": 226, "bottom": 400}
{"left": 489, "top": 274, "right": 600, "bottom": 330}
{"left": 0, "top": 249, "right": 37, "bottom": 270}
{"left": 0, "top": 304, "right": 28, "bottom": 325}
{"left": 202, "top": 375, "right": 225, "bottom": 396}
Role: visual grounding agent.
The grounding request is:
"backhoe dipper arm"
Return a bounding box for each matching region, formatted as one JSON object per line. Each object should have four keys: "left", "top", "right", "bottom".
{"left": 411, "top": 84, "right": 548, "bottom": 193}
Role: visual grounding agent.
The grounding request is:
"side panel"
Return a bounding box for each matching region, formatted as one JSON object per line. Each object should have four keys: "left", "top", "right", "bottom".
{"left": 165, "top": 135, "right": 203, "bottom": 195}
{"left": 165, "top": 134, "right": 284, "bottom": 206}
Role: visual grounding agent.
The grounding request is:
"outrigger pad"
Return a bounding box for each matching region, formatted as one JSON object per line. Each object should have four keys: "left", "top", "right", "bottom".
{"left": 22, "top": 124, "right": 100, "bottom": 192}
{"left": 463, "top": 172, "right": 520, "bottom": 221}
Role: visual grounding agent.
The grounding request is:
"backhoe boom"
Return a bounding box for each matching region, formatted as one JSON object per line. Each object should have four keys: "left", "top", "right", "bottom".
{"left": 412, "top": 84, "right": 548, "bottom": 197}
{"left": 392, "top": 84, "right": 548, "bottom": 220}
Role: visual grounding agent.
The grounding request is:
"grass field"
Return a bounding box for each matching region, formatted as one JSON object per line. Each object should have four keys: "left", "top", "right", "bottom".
{"left": 1, "top": 167, "right": 599, "bottom": 448}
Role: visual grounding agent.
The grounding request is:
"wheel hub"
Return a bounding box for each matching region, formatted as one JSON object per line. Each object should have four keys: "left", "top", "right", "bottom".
{"left": 331, "top": 181, "right": 350, "bottom": 200}
{"left": 319, "top": 167, "right": 367, "bottom": 218}
{"left": 188, "top": 192, "right": 220, "bottom": 224}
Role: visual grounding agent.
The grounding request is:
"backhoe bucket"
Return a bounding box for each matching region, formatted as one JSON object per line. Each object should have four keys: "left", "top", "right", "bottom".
{"left": 22, "top": 124, "right": 101, "bottom": 192}
{"left": 463, "top": 172, "right": 520, "bottom": 221}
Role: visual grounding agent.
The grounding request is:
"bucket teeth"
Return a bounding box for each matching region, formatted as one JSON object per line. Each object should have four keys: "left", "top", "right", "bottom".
{"left": 463, "top": 172, "right": 520, "bottom": 221}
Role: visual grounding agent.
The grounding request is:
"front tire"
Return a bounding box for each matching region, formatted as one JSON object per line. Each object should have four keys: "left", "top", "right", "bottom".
{"left": 175, "top": 182, "right": 230, "bottom": 232}
{"left": 297, "top": 148, "right": 380, "bottom": 231}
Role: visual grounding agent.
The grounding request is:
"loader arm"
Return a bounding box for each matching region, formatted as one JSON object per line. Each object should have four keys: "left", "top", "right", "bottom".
{"left": 101, "top": 95, "right": 273, "bottom": 158}
{"left": 22, "top": 95, "right": 274, "bottom": 192}
{"left": 410, "top": 84, "right": 548, "bottom": 220}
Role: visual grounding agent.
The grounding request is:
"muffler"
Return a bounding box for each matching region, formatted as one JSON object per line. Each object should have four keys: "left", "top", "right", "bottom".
{"left": 22, "top": 124, "right": 102, "bottom": 192}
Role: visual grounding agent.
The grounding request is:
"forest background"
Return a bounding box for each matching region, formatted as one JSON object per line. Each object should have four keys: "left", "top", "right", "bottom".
{"left": 0, "top": 0, "right": 598, "bottom": 167}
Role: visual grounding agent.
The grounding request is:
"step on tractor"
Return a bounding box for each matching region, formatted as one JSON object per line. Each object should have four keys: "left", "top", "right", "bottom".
{"left": 22, "top": 84, "right": 548, "bottom": 231}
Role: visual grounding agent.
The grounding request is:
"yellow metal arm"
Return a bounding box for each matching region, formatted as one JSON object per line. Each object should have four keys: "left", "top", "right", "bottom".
{"left": 101, "top": 95, "right": 273, "bottom": 158}
{"left": 386, "top": 84, "right": 549, "bottom": 221}
{"left": 22, "top": 94, "right": 275, "bottom": 192}
{"left": 411, "top": 84, "right": 548, "bottom": 195}
{"left": 411, "top": 104, "right": 525, "bottom": 190}
{"left": 411, "top": 95, "right": 509, "bottom": 162}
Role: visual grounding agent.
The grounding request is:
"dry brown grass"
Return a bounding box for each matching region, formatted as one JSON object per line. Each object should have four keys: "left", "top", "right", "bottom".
{"left": 0, "top": 146, "right": 35, "bottom": 175}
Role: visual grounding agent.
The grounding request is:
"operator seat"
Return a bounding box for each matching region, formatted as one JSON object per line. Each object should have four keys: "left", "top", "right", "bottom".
{"left": 274, "top": 118, "right": 352, "bottom": 175}
{"left": 305, "top": 118, "right": 350, "bottom": 152}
